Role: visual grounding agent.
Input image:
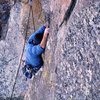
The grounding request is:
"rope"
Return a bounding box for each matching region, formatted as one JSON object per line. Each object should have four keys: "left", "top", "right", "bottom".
{"left": 10, "top": 6, "right": 31, "bottom": 100}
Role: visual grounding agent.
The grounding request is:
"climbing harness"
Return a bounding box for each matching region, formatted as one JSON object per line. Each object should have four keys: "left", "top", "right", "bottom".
{"left": 10, "top": 3, "right": 35, "bottom": 100}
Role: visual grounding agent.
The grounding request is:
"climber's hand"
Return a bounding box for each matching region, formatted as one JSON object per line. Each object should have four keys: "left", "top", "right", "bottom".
{"left": 44, "top": 28, "right": 49, "bottom": 36}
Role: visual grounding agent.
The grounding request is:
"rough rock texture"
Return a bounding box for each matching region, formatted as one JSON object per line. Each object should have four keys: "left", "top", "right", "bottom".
{"left": 24, "top": 0, "right": 100, "bottom": 100}
{"left": 0, "top": 1, "right": 26, "bottom": 99}
{"left": 0, "top": 0, "right": 100, "bottom": 100}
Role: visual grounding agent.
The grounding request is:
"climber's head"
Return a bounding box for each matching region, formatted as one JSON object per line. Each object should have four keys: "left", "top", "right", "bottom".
{"left": 33, "top": 34, "right": 43, "bottom": 45}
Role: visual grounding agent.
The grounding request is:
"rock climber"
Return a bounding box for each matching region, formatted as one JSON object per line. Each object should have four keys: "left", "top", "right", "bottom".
{"left": 22, "top": 24, "right": 49, "bottom": 79}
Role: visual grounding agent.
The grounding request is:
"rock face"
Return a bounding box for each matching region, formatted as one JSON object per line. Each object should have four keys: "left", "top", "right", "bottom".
{"left": 0, "top": 0, "right": 100, "bottom": 100}
{"left": 24, "top": 0, "right": 100, "bottom": 100}
{"left": 0, "top": 1, "right": 26, "bottom": 99}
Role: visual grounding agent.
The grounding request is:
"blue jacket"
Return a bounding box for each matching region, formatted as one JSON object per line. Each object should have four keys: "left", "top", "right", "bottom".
{"left": 25, "top": 26, "right": 46, "bottom": 68}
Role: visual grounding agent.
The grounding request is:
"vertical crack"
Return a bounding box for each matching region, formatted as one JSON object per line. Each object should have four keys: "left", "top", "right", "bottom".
{"left": 59, "top": 0, "right": 77, "bottom": 27}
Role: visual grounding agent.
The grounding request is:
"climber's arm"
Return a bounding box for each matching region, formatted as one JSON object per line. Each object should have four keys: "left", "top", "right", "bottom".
{"left": 28, "top": 26, "right": 46, "bottom": 43}
{"left": 40, "top": 28, "right": 49, "bottom": 48}
{"left": 32, "top": 27, "right": 49, "bottom": 55}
